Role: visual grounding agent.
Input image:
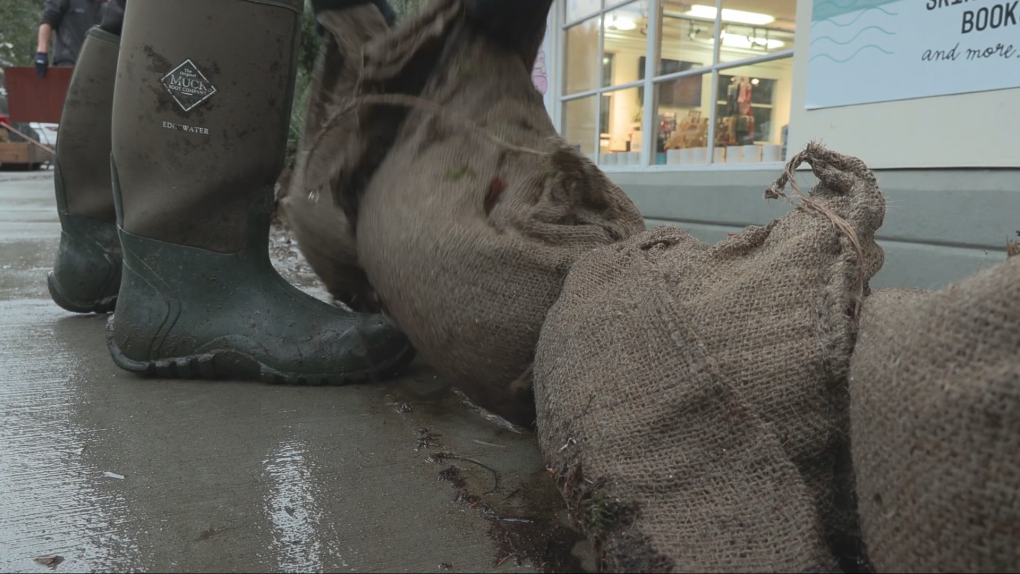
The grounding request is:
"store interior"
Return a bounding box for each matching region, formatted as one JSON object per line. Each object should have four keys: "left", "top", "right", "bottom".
{"left": 562, "top": 0, "right": 797, "bottom": 166}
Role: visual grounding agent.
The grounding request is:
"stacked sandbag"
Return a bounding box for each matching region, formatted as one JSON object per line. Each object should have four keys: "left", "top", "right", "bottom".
{"left": 535, "top": 144, "right": 886, "bottom": 572}
{"left": 279, "top": 6, "right": 388, "bottom": 312}
{"left": 302, "top": 0, "right": 644, "bottom": 425}
{"left": 850, "top": 263, "right": 1020, "bottom": 573}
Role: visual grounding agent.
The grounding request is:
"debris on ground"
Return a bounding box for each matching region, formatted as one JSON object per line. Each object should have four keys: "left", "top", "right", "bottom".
{"left": 415, "top": 428, "right": 442, "bottom": 452}
{"left": 432, "top": 459, "right": 585, "bottom": 573}
{"left": 33, "top": 556, "right": 64, "bottom": 568}
{"left": 102, "top": 472, "right": 125, "bottom": 480}
{"left": 450, "top": 389, "right": 526, "bottom": 435}
{"left": 268, "top": 216, "right": 321, "bottom": 284}
{"left": 426, "top": 453, "right": 499, "bottom": 495}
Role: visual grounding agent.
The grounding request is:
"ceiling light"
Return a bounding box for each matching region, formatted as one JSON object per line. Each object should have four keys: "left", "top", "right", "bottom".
{"left": 686, "top": 5, "right": 775, "bottom": 26}
{"left": 606, "top": 14, "right": 638, "bottom": 31}
{"left": 751, "top": 78, "right": 760, "bottom": 85}
{"left": 720, "top": 31, "right": 784, "bottom": 50}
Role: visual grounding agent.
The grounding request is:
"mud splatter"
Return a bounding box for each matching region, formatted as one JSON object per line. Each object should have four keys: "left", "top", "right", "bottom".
{"left": 195, "top": 526, "right": 238, "bottom": 542}
{"left": 438, "top": 466, "right": 482, "bottom": 508}
{"left": 484, "top": 176, "right": 506, "bottom": 216}
{"left": 142, "top": 46, "right": 172, "bottom": 74}
{"left": 432, "top": 464, "right": 586, "bottom": 573}
{"left": 488, "top": 517, "right": 583, "bottom": 572}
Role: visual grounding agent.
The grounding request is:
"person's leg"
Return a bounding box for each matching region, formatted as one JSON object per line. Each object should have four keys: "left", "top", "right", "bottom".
{"left": 98, "top": 0, "right": 127, "bottom": 36}
{"left": 106, "top": 0, "right": 413, "bottom": 384}
{"left": 46, "top": 23, "right": 122, "bottom": 313}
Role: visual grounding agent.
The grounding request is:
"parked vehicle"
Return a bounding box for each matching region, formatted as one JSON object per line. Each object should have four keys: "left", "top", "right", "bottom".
{"left": 0, "top": 69, "right": 55, "bottom": 170}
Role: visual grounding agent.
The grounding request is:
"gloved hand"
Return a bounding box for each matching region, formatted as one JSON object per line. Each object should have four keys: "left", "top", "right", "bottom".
{"left": 462, "top": 0, "right": 553, "bottom": 46}
{"left": 35, "top": 52, "right": 49, "bottom": 79}
{"left": 310, "top": 0, "right": 396, "bottom": 33}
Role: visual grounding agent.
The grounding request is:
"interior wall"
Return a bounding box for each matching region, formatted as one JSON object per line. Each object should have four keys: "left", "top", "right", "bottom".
{"left": 608, "top": 49, "right": 641, "bottom": 151}
{"left": 564, "top": 21, "right": 600, "bottom": 96}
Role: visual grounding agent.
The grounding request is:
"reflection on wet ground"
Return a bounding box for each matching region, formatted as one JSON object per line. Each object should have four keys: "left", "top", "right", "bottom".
{"left": 0, "top": 307, "right": 143, "bottom": 572}
{"left": 0, "top": 174, "right": 590, "bottom": 573}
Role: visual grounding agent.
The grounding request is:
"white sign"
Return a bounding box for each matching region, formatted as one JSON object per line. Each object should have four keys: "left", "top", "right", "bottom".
{"left": 807, "top": 0, "right": 1020, "bottom": 109}
{"left": 536, "top": 12, "right": 556, "bottom": 117}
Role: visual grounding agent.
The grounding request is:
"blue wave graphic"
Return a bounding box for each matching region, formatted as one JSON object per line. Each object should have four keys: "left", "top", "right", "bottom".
{"left": 813, "top": 5, "right": 898, "bottom": 27}
{"left": 814, "top": 0, "right": 867, "bottom": 10}
{"left": 810, "top": 26, "right": 896, "bottom": 46}
{"left": 809, "top": 44, "right": 895, "bottom": 64}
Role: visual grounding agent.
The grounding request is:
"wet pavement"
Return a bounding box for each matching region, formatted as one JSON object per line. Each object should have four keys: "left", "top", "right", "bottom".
{"left": 0, "top": 171, "right": 590, "bottom": 573}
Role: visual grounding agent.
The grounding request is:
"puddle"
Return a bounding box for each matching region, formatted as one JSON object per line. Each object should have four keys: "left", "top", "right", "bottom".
{"left": 262, "top": 441, "right": 345, "bottom": 572}
{"left": 0, "top": 203, "right": 588, "bottom": 573}
{"left": 0, "top": 312, "right": 146, "bottom": 572}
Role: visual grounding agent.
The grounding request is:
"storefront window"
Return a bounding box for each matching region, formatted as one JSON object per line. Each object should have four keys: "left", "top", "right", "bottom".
{"left": 598, "top": 87, "right": 645, "bottom": 165}
{"left": 565, "top": 0, "right": 601, "bottom": 23}
{"left": 718, "top": 0, "right": 796, "bottom": 63}
{"left": 712, "top": 58, "right": 792, "bottom": 163}
{"left": 652, "top": 72, "right": 711, "bottom": 165}
{"left": 602, "top": 1, "right": 650, "bottom": 88}
{"left": 564, "top": 17, "right": 601, "bottom": 95}
{"left": 556, "top": 0, "right": 797, "bottom": 168}
{"left": 563, "top": 96, "right": 599, "bottom": 156}
{"left": 657, "top": 15, "right": 711, "bottom": 75}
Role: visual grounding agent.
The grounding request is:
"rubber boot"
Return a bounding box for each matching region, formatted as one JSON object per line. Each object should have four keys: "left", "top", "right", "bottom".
{"left": 47, "top": 27, "right": 121, "bottom": 314}
{"left": 106, "top": 0, "right": 414, "bottom": 384}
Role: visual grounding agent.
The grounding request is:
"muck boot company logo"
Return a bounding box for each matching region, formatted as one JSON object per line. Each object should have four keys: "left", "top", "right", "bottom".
{"left": 161, "top": 59, "right": 217, "bottom": 112}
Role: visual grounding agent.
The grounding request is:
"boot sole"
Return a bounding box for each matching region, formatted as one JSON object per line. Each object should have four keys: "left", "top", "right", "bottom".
{"left": 47, "top": 271, "right": 118, "bottom": 314}
{"left": 104, "top": 315, "right": 417, "bottom": 386}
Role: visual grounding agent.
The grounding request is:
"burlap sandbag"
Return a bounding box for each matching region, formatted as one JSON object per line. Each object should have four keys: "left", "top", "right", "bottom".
{"left": 279, "top": 6, "right": 388, "bottom": 312}
{"left": 850, "top": 263, "right": 1020, "bottom": 573}
{"left": 303, "top": 0, "right": 644, "bottom": 425}
{"left": 535, "top": 143, "right": 886, "bottom": 572}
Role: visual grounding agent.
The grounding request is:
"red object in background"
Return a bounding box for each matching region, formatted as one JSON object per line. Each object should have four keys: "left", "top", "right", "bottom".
{"left": 3, "top": 67, "right": 74, "bottom": 123}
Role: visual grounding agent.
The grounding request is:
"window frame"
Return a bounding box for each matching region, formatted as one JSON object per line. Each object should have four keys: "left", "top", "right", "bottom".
{"left": 553, "top": 0, "right": 795, "bottom": 171}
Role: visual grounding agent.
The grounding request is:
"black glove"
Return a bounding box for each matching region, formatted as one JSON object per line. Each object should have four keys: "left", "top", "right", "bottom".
{"left": 462, "top": 0, "right": 553, "bottom": 47}
{"left": 35, "top": 52, "right": 49, "bottom": 79}
{"left": 310, "top": 0, "right": 396, "bottom": 35}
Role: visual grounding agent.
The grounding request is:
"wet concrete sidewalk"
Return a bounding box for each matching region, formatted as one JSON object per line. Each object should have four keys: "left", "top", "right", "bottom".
{"left": 0, "top": 172, "right": 590, "bottom": 573}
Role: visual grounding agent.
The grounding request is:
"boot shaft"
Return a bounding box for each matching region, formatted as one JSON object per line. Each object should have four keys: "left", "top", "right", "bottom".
{"left": 112, "top": 0, "right": 303, "bottom": 253}
{"left": 57, "top": 27, "right": 120, "bottom": 223}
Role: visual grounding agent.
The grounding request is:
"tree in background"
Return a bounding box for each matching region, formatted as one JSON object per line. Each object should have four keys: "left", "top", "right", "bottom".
{"left": 0, "top": 0, "right": 44, "bottom": 67}
{"left": 286, "top": 0, "right": 420, "bottom": 167}
{"left": 285, "top": 2, "right": 325, "bottom": 169}
{"left": 391, "top": 0, "right": 421, "bottom": 18}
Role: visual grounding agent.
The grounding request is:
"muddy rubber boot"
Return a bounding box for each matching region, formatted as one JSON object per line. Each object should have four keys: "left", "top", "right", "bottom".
{"left": 47, "top": 27, "right": 121, "bottom": 314}
{"left": 106, "top": 0, "right": 414, "bottom": 384}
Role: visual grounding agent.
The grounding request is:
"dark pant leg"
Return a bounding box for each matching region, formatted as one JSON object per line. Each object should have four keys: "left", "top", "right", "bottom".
{"left": 99, "top": 0, "right": 127, "bottom": 36}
